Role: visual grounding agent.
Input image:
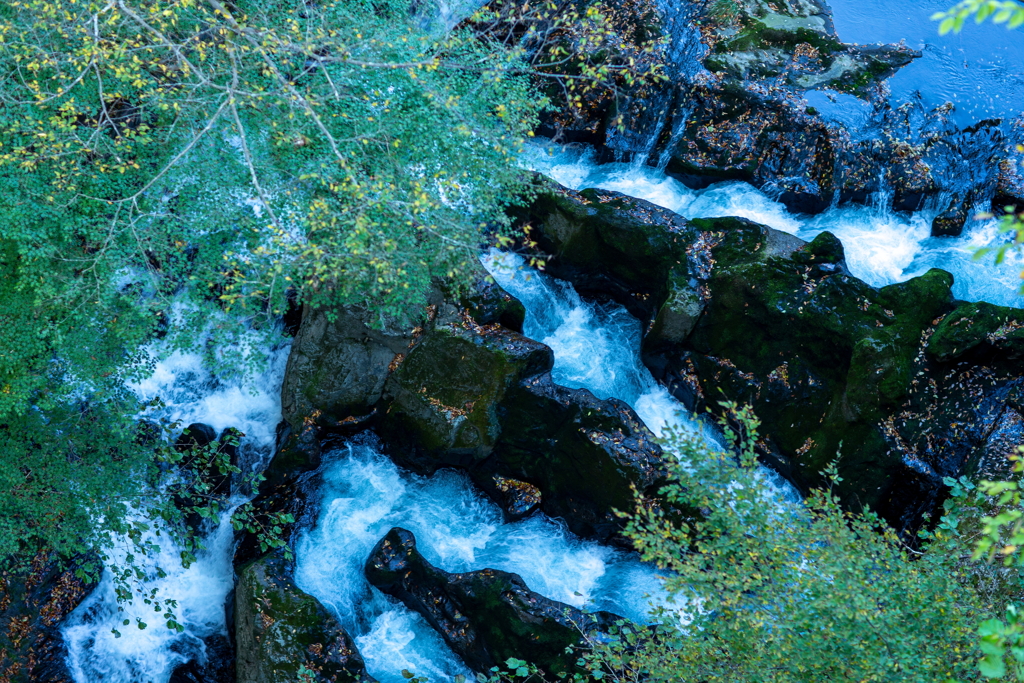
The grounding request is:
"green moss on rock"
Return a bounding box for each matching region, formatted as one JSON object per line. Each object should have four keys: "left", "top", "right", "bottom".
{"left": 235, "top": 550, "right": 373, "bottom": 683}
{"left": 380, "top": 323, "right": 552, "bottom": 462}
{"left": 928, "top": 300, "right": 1024, "bottom": 362}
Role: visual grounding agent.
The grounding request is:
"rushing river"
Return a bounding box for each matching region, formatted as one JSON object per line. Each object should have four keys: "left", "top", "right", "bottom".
{"left": 61, "top": 336, "right": 292, "bottom": 682}
{"left": 523, "top": 142, "right": 1024, "bottom": 308}
{"left": 58, "top": 1, "right": 1024, "bottom": 678}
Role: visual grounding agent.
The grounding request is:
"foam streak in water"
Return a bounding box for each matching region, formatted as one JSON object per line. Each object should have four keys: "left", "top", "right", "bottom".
{"left": 482, "top": 249, "right": 803, "bottom": 508}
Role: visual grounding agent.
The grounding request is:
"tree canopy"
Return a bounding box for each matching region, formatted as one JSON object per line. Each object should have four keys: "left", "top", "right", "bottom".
{"left": 0, "top": 0, "right": 662, "bottom": 566}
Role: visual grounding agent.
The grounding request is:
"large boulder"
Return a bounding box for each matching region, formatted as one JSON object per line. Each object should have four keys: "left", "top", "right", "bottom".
{"left": 365, "top": 528, "right": 619, "bottom": 676}
{"left": 379, "top": 319, "right": 672, "bottom": 543}
{"left": 491, "top": 373, "right": 670, "bottom": 541}
{"left": 673, "top": 217, "right": 956, "bottom": 520}
{"left": 379, "top": 322, "right": 552, "bottom": 468}
{"left": 514, "top": 182, "right": 691, "bottom": 322}
{"left": 235, "top": 550, "right": 374, "bottom": 683}
{"left": 577, "top": 0, "right": 1004, "bottom": 219}
{"left": 280, "top": 306, "right": 416, "bottom": 434}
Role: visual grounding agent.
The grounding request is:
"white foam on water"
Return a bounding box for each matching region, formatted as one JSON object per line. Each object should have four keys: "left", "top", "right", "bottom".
{"left": 295, "top": 443, "right": 666, "bottom": 683}
{"left": 524, "top": 142, "right": 1024, "bottom": 307}
{"left": 63, "top": 513, "right": 238, "bottom": 683}
{"left": 62, "top": 331, "right": 291, "bottom": 682}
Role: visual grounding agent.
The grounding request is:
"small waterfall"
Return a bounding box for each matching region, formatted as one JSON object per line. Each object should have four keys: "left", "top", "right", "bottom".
{"left": 522, "top": 140, "right": 1024, "bottom": 307}
{"left": 61, "top": 332, "right": 292, "bottom": 682}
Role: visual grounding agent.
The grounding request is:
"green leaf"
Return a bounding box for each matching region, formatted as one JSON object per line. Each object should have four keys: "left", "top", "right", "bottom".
{"left": 979, "top": 654, "right": 1007, "bottom": 678}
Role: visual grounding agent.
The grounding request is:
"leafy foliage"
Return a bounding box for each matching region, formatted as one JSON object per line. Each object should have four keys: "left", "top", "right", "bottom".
{"left": 460, "top": 406, "right": 990, "bottom": 683}
{"left": 0, "top": 0, "right": 662, "bottom": 574}
{"left": 933, "top": 0, "right": 1024, "bottom": 33}
{"left": 597, "top": 406, "right": 982, "bottom": 682}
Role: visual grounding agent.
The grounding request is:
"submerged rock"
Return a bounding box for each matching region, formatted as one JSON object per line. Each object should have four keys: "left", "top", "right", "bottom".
{"left": 235, "top": 550, "right": 374, "bottom": 683}
{"left": 365, "top": 527, "right": 619, "bottom": 676}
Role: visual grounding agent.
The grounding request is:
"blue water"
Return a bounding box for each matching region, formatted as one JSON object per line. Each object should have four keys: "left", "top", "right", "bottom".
{"left": 828, "top": 0, "right": 1024, "bottom": 126}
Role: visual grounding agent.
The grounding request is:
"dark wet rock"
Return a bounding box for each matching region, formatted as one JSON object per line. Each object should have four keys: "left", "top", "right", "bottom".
{"left": 378, "top": 318, "right": 672, "bottom": 543}
{"left": 175, "top": 422, "right": 218, "bottom": 453}
{"left": 657, "top": 216, "right": 961, "bottom": 526}
{"left": 931, "top": 192, "right": 975, "bottom": 237}
{"left": 458, "top": 268, "right": 527, "bottom": 333}
{"left": 365, "top": 528, "right": 619, "bottom": 676}
{"left": 168, "top": 634, "right": 234, "bottom": 683}
{"left": 0, "top": 549, "right": 95, "bottom": 683}
{"left": 638, "top": 0, "right": 923, "bottom": 215}
{"left": 521, "top": 182, "right": 1024, "bottom": 531}
{"left": 563, "top": 0, "right": 1005, "bottom": 220}
{"left": 514, "top": 179, "right": 691, "bottom": 322}
{"left": 261, "top": 419, "right": 324, "bottom": 491}
{"left": 967, "top": 404, "right": 1024, "bottom": 480}
{"left": 492, "top": 373, "right": 670, "bottom": 542}
{"left": 280, "top": 306, "right": 415, "bottom": 434}
{"left": 236, "top": 550, "right": 374, "bottom": 683}
{"left": 490, "top": 475, "right": 543, "bottom": 520}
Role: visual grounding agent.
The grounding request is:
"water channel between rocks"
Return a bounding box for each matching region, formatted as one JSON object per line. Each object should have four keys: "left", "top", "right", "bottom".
{"left": 293, "top": 251, "right": 802, "bottom": 683}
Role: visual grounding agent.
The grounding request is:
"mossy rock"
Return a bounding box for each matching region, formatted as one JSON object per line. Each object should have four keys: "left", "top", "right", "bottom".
{"left": 928, "top": 301, "right": 1024, "bottom": 363}
{"left": 715, "top": 20, "right": 842, "bottom": 55}
{"left": 379, "top": 323, "right": 552, "bottom": 467}
{"left": 679, "top": 217, "right": 955, "bottom": 514}
{"left": 516, "top": 181, "right": 694, "bottom": 321}
{"left": 235, "top": 550, "right": 373, "bottom": 683}
{"left": 280, "top": 306, "right": 415, "bottom": 433}
{"left": 365, "top": 527, "right": 620, "bottom": 676}
{"left": 792, "top": 231, "right": 845, "bottom": 265}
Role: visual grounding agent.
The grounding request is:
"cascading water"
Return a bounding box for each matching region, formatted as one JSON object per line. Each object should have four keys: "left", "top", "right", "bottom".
{"left": 480, "top": 250, "right": 803, "bottom": 506}
{"left": 294, "top": 444, "right": 666, "bottom": 683}
{"left": 523, "top": 141, "right": 1024, "bottom": 307}
{"left": 61, "top": 333, "right": 291, "bottom": 683}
